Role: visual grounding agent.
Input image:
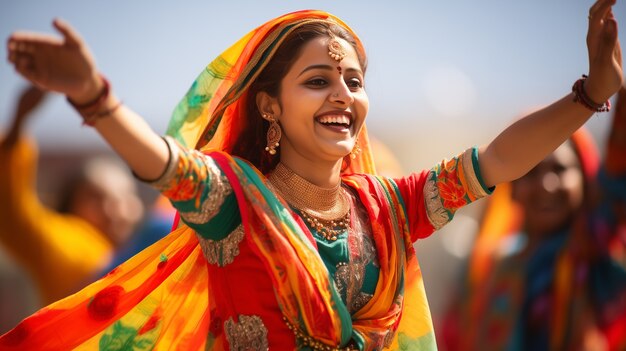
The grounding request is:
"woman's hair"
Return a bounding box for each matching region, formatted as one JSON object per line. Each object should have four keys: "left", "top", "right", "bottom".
{"left": 231, "top": 21, "right": 367, "bottom": 174}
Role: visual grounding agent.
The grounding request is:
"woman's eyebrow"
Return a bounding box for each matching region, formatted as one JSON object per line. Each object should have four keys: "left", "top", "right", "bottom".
{"left": 298, "top": 64, "right": 334, "bottom": 77}
{"left": 298, "top": 64, "right": 363, "bottom": 77}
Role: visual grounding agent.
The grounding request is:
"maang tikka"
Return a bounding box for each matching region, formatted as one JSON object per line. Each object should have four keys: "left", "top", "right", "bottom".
{"left": 262, "top": 113, "right": 281, "bottom": 155}
{"left": 327, "top": 37, "right": 346, "bottom": 62}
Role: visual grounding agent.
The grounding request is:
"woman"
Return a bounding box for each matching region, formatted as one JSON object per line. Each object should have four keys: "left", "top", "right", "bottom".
{"left": 1, "top": 2, "right": 622, "bottom": 350}
{"left": 440, "top": 91, "right": 626, "bottom": 350}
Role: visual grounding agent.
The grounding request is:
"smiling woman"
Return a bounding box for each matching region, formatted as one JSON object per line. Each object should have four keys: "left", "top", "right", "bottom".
{"left": 1, "top": 2, "right": 623, "bottom": 350}
{"left": 257, "top": 35, "right": 369, "bottom": 178}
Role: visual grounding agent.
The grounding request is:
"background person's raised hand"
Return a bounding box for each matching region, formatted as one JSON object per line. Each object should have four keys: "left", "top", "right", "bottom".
{"left": 1, "top": 85, "right": 47, "bottom": 148}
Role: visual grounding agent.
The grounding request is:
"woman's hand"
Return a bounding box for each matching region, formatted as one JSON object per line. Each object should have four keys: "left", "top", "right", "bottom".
{"left": 6, "top": 18, "right": 169, "bottom": 181}
{"left": 6, "top": 19, "right": 103, "bottom": 104}
{"left": 585, "top": 0, "right": 623, "bottom": 103}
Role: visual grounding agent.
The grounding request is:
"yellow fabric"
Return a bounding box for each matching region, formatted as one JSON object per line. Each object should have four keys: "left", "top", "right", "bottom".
{"left": 0, "top": 138, "right": 113, "bottom": 304}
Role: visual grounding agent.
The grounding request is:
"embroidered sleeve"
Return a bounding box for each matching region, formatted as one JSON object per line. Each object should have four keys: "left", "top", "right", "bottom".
{"left": 142, "top": 136, "right": 240, "bottom": 239}
{"left": 424, "top": 147, "right": 492, "bottom": 230}
{"left": 395, "top": 147, "right": 493, "bottom": 241}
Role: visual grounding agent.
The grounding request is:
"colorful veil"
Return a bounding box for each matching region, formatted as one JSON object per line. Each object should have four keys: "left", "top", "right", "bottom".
{"left": 166, "top": 9, "right": 375, "bottom": 176}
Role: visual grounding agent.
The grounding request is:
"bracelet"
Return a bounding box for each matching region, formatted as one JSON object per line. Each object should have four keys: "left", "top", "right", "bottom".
{"left": 572, "top": 75, "right": 611, "bottom": 112}
{"left": 66, "top": 74, "right": 122, "bottom": 126}
{"left": 81, "top": 101, "right": 123, "bottom": 126}
{"left": 66, "top": 74, "right": 110, "bottom": 112}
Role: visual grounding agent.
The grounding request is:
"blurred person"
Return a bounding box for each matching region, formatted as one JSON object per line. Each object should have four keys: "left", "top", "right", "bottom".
{"left": 440, "top": 87, "right": 626, "bottom": 351}
{"left": 0, "top": 2, "right": 622, "bottom": 349}
{"left": 0, "top": 85, "right": 144, "bottom": 306}
{"left": 96, "top": 195, "right": 176, "bottom": 277}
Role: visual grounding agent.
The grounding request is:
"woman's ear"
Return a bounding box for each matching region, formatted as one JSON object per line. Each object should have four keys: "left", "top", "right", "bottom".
{"left": 256, "top": 91, "right": 281, "bottom": 120}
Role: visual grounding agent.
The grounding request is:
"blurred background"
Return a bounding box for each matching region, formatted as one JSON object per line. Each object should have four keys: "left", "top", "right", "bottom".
{"left": 1, "top": 0, "right": 624, "bottom": 341}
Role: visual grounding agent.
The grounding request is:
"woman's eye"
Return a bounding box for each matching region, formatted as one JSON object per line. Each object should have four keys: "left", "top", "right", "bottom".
{"left": 306, "top": 78, "right": 328, "bottom": 87}
{"left": 347, "top": 79, "right": 363, "bottom": 89}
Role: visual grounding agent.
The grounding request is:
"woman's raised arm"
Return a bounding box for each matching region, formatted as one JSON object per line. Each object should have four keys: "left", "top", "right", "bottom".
{"left": 479, "top": 0, "right": 623, "bottom": 188}
{"left": 6, "top": 19, "right": 169, "bottom": 181}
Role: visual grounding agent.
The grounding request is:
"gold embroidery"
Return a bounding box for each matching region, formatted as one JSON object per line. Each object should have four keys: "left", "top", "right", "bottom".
{"left": 461, "top": 148, "right": 491, "bottom": 198}
{"left": 334, "top": 198, "right": 378, "bottom": 313}
{"left": 353, "top": 292, "right": 374, "bottom": 312}
{"left": 334, "top": 261, "right": 362, "bottom": 313}
{"left": 199, "top": 224, "right": 245, "bottom": 266}
{"left": 179, "top": 156, "right": 233, "bottom": 224}
{"left": 283, "top": 317, "right": 357, "bottom": 351}
{"left": 382, "top": 295, "right": 404, "bottom": 347}
{"left": 224, "top": 315, "right": 269, "bottom": 351}
{"left": 383, "top": 330, "right": 395, "bottom": 347}
{"left": 423, "top": 173, "right": 450, "bottom": 230}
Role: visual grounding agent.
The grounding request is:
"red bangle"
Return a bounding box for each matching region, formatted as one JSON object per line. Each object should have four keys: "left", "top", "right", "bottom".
{"left": 81, "top": 101, "right": 123, "bottom": 127}
{"left": 66, "top": 75, "right": 122, "bottom": 126}
{"left": 572, "top": 75, "right": 611, "bottom": 113}
{"left": 66, "top": 75, "right": 110, "bottom": 112}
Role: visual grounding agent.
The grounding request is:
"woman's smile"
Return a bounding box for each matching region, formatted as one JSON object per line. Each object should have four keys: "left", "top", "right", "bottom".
{"left": 315, "top": 110, "right": 353, "bottom": 133}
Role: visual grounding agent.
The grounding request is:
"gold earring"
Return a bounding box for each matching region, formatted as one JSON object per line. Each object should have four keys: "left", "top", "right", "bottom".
{"left": 350, "top": 139, "right": 361, "bottom": 159}
{"left": 263, "top": 113, "right": 281, "bottom": 155}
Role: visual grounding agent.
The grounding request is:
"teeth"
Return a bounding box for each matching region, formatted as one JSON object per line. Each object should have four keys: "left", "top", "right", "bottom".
{"left": 318, "top": 115, "right": 351, "bottom": 125}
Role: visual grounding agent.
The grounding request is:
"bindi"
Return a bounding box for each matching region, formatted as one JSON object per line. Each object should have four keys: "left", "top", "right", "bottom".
{"left": 327, "top": 37, "right": 346, "bottom": 62}
{"left": 336, "top": 66, "right": 342, "bottom": 75}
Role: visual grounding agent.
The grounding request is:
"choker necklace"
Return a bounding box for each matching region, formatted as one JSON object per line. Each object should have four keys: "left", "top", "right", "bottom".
{"left": 268, "top": 163, "right": 350, "bottom": 241}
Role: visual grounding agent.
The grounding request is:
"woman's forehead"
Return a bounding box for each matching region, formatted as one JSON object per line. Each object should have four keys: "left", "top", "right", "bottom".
{"left": 288, "top": 36, "right": 362, "bottom": 75}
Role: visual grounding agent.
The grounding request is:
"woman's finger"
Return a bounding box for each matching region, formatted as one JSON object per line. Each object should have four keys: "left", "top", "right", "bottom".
{"left": 7, "top": 37, "right": 20, "bottom": 62}
{"left": 587, "top": 0, "right": 617, "bottom": 63}
{"left": 53, "top": 18, "right": 83, "bottom": 47}
{"left": 7, "top": 48, "right": 17, "bottom": 64}
{"left": 589, "top": 0, "right": 616, "bottom": 24}
{"left": 597, "top": 17, "right": 619, "bottom": 64}
{"left": 13, "top": 53, "right": 39, "bottom": 82}
{"left": 615, "top": 39, "right": 622, "bottom": 69}
{"left": 606, "top": 9, "right": 621, "bottom": 67}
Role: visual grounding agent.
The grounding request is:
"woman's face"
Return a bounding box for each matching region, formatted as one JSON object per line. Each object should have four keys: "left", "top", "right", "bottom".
{"left": 512, "top": 142, "right": 584, "bottom": 237}
{"left": 269, "top": 36, "right": 368, "bottom": 167}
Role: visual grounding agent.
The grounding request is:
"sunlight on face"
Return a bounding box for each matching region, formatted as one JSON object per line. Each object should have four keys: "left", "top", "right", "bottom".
{"left": 272, "top": 36, "right": 369, "bottom": 168}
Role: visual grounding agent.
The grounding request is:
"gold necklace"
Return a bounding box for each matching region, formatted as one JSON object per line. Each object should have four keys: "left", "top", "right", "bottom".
{"left": 268, "top": 163, "right": 350, "bottom": 241}
{"left": 297, "top": 209, "right": 350, "bottom": 241}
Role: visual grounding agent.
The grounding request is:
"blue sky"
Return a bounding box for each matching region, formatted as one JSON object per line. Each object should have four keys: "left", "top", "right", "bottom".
{"left": 1, "top": 0, "right": 624, "bottom": 170}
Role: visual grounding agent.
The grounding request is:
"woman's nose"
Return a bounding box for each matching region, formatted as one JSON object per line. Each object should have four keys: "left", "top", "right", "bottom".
{"left": 330, "top": 82, "right": 354, "bottom": 105}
